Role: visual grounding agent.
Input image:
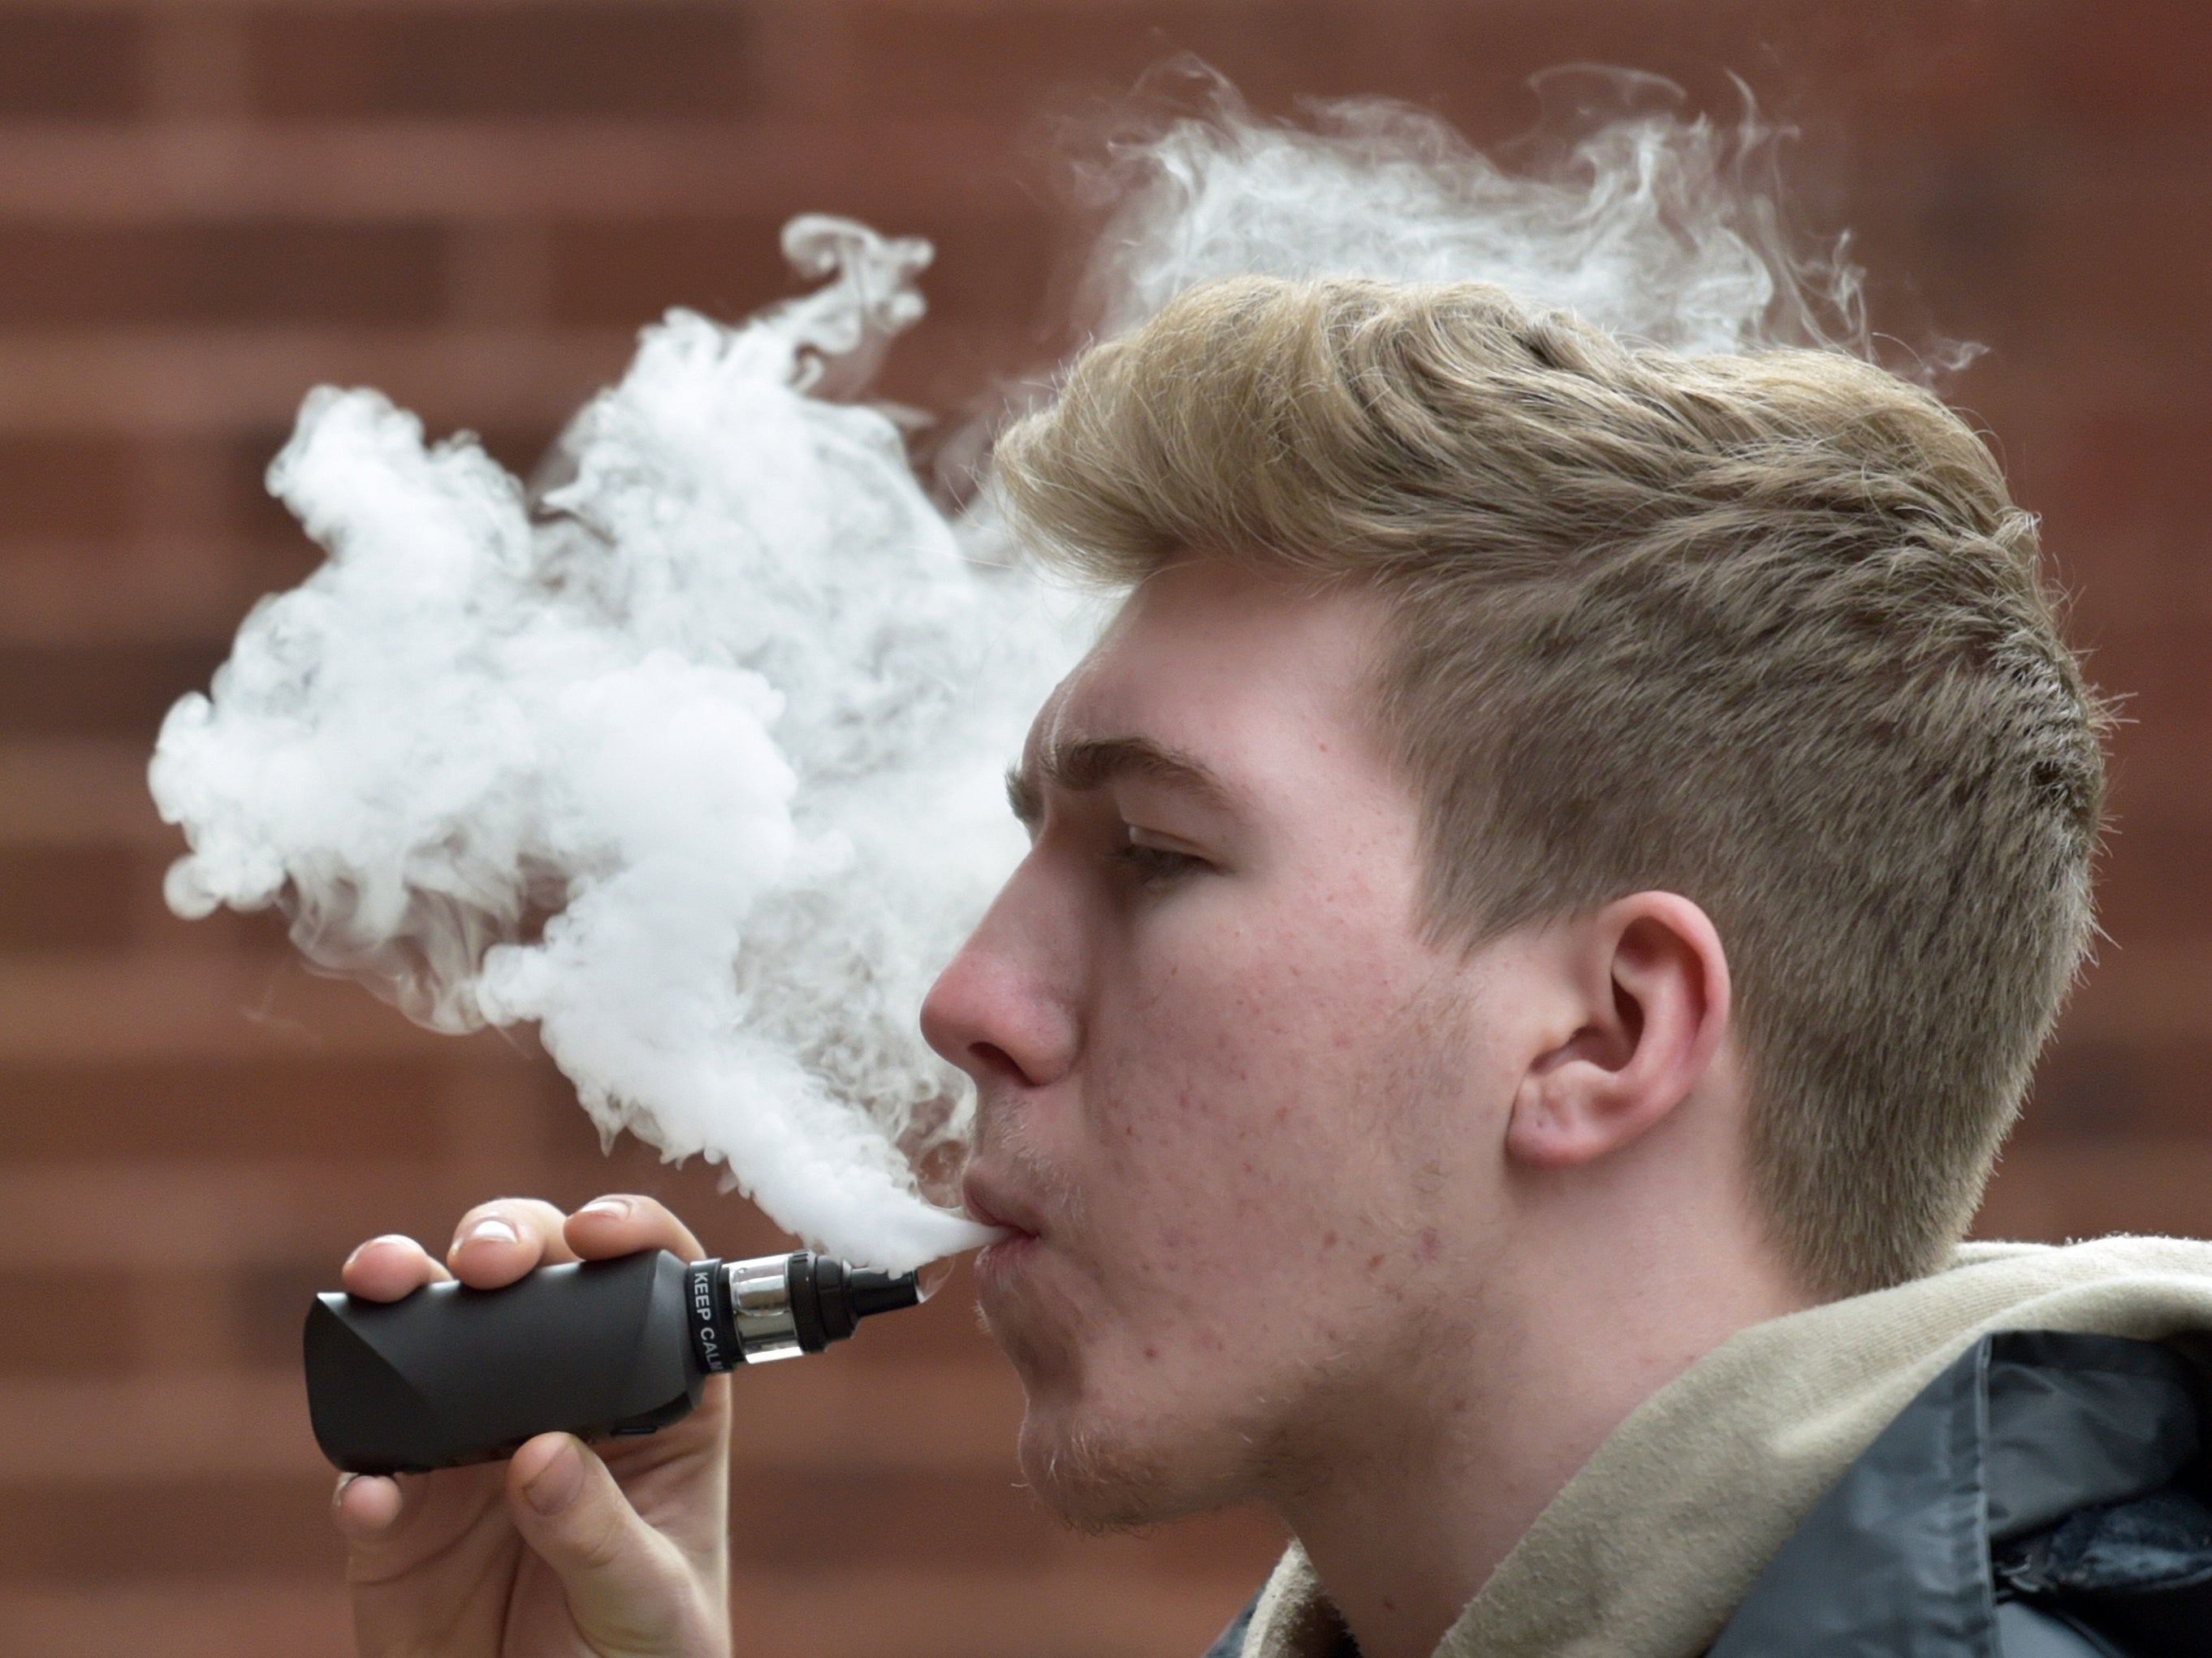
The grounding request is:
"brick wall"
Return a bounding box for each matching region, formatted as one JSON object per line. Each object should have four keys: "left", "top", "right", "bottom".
{"left": 0, "top": 2, "right": 2206, "bottom": 1653}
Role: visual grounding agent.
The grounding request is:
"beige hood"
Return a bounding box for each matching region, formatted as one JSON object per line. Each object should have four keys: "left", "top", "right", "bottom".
{"left": 1237, "top": 1235, "right": 2212, "bottom": 1658}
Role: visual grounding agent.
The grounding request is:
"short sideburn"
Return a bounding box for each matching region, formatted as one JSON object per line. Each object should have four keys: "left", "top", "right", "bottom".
{"left": 993, "top": 276, "right": 2109, "bottom": 1298}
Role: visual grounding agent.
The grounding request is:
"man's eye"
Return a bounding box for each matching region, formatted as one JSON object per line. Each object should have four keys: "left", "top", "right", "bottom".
{"left": 1113, "top": 840, "right": 1206, "bottom": 885}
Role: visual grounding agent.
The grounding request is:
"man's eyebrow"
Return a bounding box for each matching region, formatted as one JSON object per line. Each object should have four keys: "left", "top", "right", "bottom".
{"left": 1005, "top": 736, "right": 1236, "bottom": 827}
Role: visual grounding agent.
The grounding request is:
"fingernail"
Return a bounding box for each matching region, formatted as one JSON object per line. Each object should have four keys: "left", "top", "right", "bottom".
{"left": 343, "top": 1234, "right": 406, "bottom": 1272}
{"left": 576, "top": 1196, "right": 633, "bottom": 1221}
{"left": 523, "top": 1440, "right": 584, "bottom": 1514}
{"left": 463, "top": 1216, "right": 519, "bottom": 1248}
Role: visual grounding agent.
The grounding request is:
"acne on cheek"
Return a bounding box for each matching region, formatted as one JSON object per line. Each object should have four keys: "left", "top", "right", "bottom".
{"left": 1216, "top": 950, "right": 1419, "bottom": 1068}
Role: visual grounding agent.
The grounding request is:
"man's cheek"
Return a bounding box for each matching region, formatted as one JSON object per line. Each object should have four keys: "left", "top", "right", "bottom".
{"left": 983, "top": 1290, "right": 1077, "bottom": 1397}
{"left": 982, "top": 1250, "right": 1112, "bottom": 1384}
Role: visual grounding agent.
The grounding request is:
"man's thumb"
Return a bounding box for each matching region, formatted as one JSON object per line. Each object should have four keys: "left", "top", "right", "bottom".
{"left": 507, "top": 1434, "right": 698, "bottom": 1653}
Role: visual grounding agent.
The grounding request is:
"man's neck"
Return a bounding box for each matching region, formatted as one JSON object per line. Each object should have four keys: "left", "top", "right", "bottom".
{"left": 1270, "top": 1250, "right": 1812, "bottom": 1658}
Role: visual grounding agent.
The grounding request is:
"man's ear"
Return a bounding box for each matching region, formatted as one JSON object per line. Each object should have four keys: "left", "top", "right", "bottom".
{"left": 1505, "top": 892, "right": 1732, "bottom": 1169}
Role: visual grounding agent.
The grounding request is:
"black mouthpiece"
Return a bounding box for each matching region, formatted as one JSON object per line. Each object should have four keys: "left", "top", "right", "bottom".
{"left": 851, "top": 1267, "right": 923, "bottom": 1319}
{"left": 787, "top": 1253, "right": 921, "bottom": 1351}
{"left": 305, "top": 1247, "right": 926, "bottom": 1474}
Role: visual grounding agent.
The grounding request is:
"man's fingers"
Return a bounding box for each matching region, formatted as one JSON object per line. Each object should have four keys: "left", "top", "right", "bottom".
{"left": 345, "top": 1195, "right": 689, "bottom": 1302}
{"left": 332, "top": 1472, "right": 404, "bottom": 1539}
{"left": 564, "top": 1194, "right": 705, "bottom": 1263}
{"left": 447, "top": 1197, "right": 578, "bottom": 1287}
{"left": 505, "top": 1435, "right": 706, "bottom": 1648}
{"left": 341, "top": 1236, "right": 453, "bottom": 1302}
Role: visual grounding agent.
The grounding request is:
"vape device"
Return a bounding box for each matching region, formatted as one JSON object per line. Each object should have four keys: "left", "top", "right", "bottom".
{"left": 305, "top": 1249, "right": 918, "bottom": 1474}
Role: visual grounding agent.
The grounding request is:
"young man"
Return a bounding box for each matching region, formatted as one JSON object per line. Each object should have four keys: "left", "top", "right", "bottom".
{"left": 332, "top": 278, "right": 2212, "bottom": 1657}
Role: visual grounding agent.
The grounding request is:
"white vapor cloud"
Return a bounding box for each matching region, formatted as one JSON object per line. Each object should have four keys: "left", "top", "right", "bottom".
{"left": 151, "top": 74, "right": 1856, "bottom": 1270}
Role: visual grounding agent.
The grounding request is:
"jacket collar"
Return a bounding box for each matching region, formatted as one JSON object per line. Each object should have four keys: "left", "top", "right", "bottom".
{"left": 1225, "top": 1237, "right": 2212, "bottom": 1658}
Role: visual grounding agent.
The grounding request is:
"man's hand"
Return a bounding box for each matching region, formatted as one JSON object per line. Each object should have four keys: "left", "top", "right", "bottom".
{"left": 332, "top": 1195, "right": 732, "bottom": 1658}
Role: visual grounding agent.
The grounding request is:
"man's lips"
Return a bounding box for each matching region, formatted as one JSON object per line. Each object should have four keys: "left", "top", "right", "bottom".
{"left": 961, "top": 1168, "right": 1043, "bottom": 1241}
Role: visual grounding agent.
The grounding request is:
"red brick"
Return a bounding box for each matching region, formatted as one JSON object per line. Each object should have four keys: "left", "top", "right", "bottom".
{"left": 1924, "top": 164, "right": 2212, "bottom": 364}
{"left": 218, "top": 425, "right": 318, "bottom": 549}
{"left": 1977, "top": 1137, "right": 2212, "bottom": 1242}
{"left": 0, "top": 11, "right": 140, "bottom": 121}
{"left": 0, "top": 222, "right": 446, "bottom": 328}
{"left": 1381, "top": 2, "right": 2154, "bottom": 156}
{"left": 129, "top": 897, "right": 301, "bottom": 970}
{"left": 0, "top": 1474, "right": 343, "bottom": 1580}
{"left": 0, "top": 641, "right": 227, "bottom": 740}
{"left": 891, "top": 210, "right": 1061, "bottom": 327}
{"left": 2025, "top": 1034, "right": 2212, "bottom": 1142}
{"left": 2011, "top": 0, "right": 2212, "bottom": 143}
{"left": 249, "top": 4, "right": 756, "bottom": 120}
{"left": 544, "top": 209, "right": 1056, "bottom": 335}
{"left": 1107, "top": 1504, "right": 1287, "bottom": 1578}
{"left": 0, "top": 1581, "right": 350, "bottom": 1658}
{"left": 0, "top": 1269, "right": 124, "bottom": 1376}
{"left": 0, "top": 847, "right": 135, "bottom": 952}
{"left": 2087, "top": 621, "right": 2212, "bottom": 735}
{"left": 512, "top": 232, "right": 1052, "bottom": 420}
{"left": 728, "top": 1465, "right": 1058, "bottom": 1570}
{"left": 871, "top": 320, "right": 1055, "bottom": 445}
{"left": 230, "top": 1256, "right": 336, "bottom": 1368}
{"left": 546, "top": 214, "right": 797, "bottom": 328}
{"left": 0, "top": 438, "right": 134, "bottom": 541}
{"left": 2100, "top": 729, "right": 2212, "bottom": 832}
{"left": 0, "top": 1060, "right": 451, "bottom": 1163}
{"left": 2086, "top": 805, "right": 2212, "bottom": 948}
{"left": 0, "top": 1464, "right": 1058, "bottom": 1583}
{"left": 844, "top": 2, "right": 1354, "bottom": 124}
{"left": 724, "top": 1564, "right": 1277, "bottom": 1658}
{"left": 846, "top": 0, "right": 1792, "bottom": 128}
{"left": 2008, "top": 405, "right": 2212, "bottom": 611}
{"left": 837, "top": 0, "right": 2022, "bottom": 143}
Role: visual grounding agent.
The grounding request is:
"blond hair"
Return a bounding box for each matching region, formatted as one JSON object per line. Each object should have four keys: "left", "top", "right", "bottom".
{"left": 993, "top": 276, "right": 2107, "bottom": 1297}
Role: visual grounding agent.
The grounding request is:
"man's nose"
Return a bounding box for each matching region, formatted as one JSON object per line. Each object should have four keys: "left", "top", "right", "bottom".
{"left": 919, "top": 883, "right": 1080, "bottom": 1093}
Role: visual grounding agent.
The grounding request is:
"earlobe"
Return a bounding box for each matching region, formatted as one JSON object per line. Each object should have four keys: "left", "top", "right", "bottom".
{"left": 1503, "top": 895, "right": 1731, "bottom": 1171}
{"left": 1507, "top": 1073, "right": 1609, "bottom": 1169}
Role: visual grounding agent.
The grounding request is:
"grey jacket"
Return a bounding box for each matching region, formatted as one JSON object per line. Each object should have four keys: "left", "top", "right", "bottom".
{"left": 1208, "top": 1329, "right": 2212, "bottom": 1658}
{"left": 1713, "top": 1329, "right": 2210, "bottom": 1656}
{"left": 1212, "top": 1241, "right": 2212, "bottom": 1658}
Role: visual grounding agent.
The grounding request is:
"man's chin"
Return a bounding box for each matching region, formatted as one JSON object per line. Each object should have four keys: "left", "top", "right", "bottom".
{"left": 1016, "top": 1414, "right": 1206, "bottom": 1535}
